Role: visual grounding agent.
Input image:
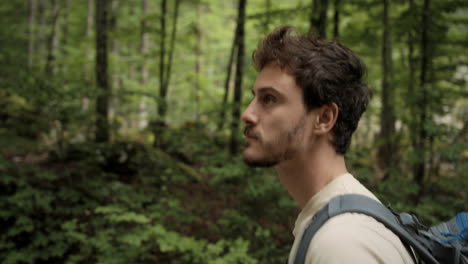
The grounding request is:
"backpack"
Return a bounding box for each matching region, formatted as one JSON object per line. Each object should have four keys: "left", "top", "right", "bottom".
{"left": 293, "top": 194, "right": 468, "bottom": 264}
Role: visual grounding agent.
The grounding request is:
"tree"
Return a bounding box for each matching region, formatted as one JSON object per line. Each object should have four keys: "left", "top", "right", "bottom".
{"left": 44, "top": 0, "right": 60, "bottom": 76}
{"left": 81, "top": 0, "right": 94, "bottom": 115}
{"left": 377, "top": 0, "right": 396, "bottom": 179}
{"left": 109, "top": 0, "right": 120, "bottom": 138}
{"left": 95, "top": 0, "right": 110, "bottom": 142}
{"left": 310, "top": 0, "right": 328, "bottom": 37}
{"left": 415, "top": 0, "right": 432, "bottom": 188}
{"left": 28, "top": 0, "right": 37, "bottom": 68}
{"left": 262, "top": 0, "right": 272, "bottom": 33}
{"left": 59, "top": 0, "right": 70, "bottom": 74}
{"left": 333, "top": 0, "right": 340, "bottom": 39}
{"left": 138, "top": 0, "right": 150, "bottom": 129}
{"left": 217, "top": 24, "right": 237, "bottom": 131}
{"left": 84, "top": 0, "right": 94, "bottom": 83}
{"left": 229, "top": 0, "right": 247, "bottom": 155}
{"left": 153, "top": 0, "right": 181, "bottom": 148}
{"left": 406, "top": 0, "right": 417, "bottom": 150}
{"left": 194, "top": 3, "right": 203, "bottom": 121}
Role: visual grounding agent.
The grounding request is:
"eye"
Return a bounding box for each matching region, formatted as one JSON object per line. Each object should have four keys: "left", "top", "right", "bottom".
{"left": 262, "top": 94, "right": 276, "bottom": 105}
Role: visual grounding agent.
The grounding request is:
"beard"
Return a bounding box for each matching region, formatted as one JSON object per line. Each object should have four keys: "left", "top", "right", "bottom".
{"left": 243, "top": 115, "right": 306, "bottom": 168}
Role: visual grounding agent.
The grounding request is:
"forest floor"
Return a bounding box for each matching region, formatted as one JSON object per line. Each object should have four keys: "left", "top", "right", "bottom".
{"left": 0, "top": 125, "right": 465, "bottom": 263}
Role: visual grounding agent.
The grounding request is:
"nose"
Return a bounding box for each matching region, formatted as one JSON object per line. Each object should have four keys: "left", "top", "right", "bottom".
{"left": 241, "top": 100, "right": 258, "bottom": 125}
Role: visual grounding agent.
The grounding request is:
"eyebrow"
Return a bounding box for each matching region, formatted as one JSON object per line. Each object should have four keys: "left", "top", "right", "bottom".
{"left": 251, "top": 86, "right": 282, "bottom": 96}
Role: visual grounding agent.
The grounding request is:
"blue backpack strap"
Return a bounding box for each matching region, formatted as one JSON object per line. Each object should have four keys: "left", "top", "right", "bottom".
{"left": 293, "top": 194, "right": 439, "bottom": 264}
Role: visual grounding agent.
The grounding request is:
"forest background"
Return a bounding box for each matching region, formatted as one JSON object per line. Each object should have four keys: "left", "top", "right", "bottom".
{"left": 0, "top": 0, "right": 467, "bottom": 263}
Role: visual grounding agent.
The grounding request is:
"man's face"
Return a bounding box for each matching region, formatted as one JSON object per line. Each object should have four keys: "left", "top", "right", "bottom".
{"left": 241, "top": 64, "right": 313, "bottom": 167}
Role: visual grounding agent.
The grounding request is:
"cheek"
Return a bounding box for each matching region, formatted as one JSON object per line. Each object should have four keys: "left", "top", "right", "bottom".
{"left": 261, "top": 122, "right": 289, "bottom": 146}
{"left": 259, "top": 104, "right": 308, "bottom": 139}
{"left": 261, "top": 119, "right": 283, "bottom": 140}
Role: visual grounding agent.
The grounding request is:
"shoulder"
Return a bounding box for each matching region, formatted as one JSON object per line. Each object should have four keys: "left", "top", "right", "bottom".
{"left": 306, "top": 213, "right": 414, "bottom": 264}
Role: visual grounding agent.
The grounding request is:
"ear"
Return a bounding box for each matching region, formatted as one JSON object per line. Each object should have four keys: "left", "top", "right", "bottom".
{"left": 313, "top": 103, "right": 339, "bottom": 135}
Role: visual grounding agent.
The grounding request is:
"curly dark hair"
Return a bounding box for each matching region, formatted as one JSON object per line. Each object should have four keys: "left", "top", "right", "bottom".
{"left": 252, "top": 25, "right": 372, "bottom": 155}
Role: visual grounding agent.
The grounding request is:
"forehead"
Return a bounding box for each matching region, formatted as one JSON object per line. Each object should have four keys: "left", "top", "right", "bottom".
{"left": 253, "top": 65, "right": 301, "bottom": 96}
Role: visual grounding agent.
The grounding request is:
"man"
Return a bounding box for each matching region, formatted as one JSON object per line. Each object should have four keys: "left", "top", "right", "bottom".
{"left": 241, "top": 25, "right": 414, "bottom": 263}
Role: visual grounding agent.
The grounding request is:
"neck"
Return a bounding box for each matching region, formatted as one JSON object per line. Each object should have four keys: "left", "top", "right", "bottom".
{"left": 274, "top": 141, "right": 348, "bottom": 208}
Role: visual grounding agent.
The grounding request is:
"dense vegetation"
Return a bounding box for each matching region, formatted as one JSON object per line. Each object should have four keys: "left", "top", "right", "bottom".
{"left": 1, "top": 0, "right": 467, "bottom": 263}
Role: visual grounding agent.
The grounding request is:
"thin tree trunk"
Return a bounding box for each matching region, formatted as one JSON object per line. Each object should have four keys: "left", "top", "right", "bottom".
{"left": 407, "top": 0, "right": 418, "bottom": 178}
{"left": 229, "top": 0, "right": 247, "bottom": 155}
{"left": 377, "top": 0, "right": 396, "bottom": 180}
{"left": 124, "top": 5, "right": 146, "bottom": 130}
{"left": 318, "top": 0, "right": 328, "bottom": 38}
{"left": 310, "top": 0, "right": 318, "bottom": 34}
{"left": 44, "top": 0, "right": 60, "bottom": 76}
{"left": 95, "top": 0, "right": 110, "bottom": 142}
{"left": 109, "top": 0, "right": 119, "bottom": 137}
{"left": 333, "top": 0, "right": 340, "bottom": 39}
{"left": 140, "top": 0, "right": 149, "bottom": 85}
{"left": 28, "top": 0, "right": 37, "bottom": 68}
{"left": 217, "top": 30, "right": 238, "bottom": 130}
{"left": 60, "top": 0, "right": 70, "bottom": 74}
{"left": 84, "top": 0, "right": 94, "bottom": 83}
{"left": 81, "top": 0, "right": 94, "bottom": 117}
{"left": 194, "top": 3, "right": 203, "bottom": 121}
{"left": 37, "top": 0, "right": 48, "bottom": 66}
{"left": 127, "top": 4, "right": 137, "bottom": 87}
{"left": 415, "top": 0, "right": 431, "bottom": 189}
{"left": 139, "top": 0, "right": 150, "bottom": 129}
{"left": 52, "top": 1, "right": 61, "bottom": 73}
{"left": 263, "top": 0, "right": 271, "bottom": 33}
{"left": 154, "top": 0, "right": 181, "bottom": 147}
{"left": 309, "top": 0, "right": 328, "bottom": 37}
{"left": 87, "top": 0, "right": 94, "bottom": 38}
{"left": 157, "top": 0, "right": 167, "bottom": 121}
{"left": 162, "top": 0, "right": 181, "bottom": 92}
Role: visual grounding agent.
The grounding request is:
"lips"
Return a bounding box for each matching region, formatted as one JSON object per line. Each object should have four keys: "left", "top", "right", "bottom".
{"left": 245, "top": 135, "right": 257, "bottom": 141}
{"left": 244, "top": 127, "right": 258, "bottom": 140}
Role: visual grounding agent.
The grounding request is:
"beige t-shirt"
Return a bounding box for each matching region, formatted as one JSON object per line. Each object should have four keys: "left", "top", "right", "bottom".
{"left": 287, "top": 173, "right": 415, "bottom": 264}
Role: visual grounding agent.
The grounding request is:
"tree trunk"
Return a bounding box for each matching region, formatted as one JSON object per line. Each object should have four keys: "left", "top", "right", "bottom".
{"left": 318, "top": 0, "right": 328, "bottom": 38}
{"left": 263, "top": 0, "right": 271, "bottom": 33}
{"left": 126, "top": 4, "right": 137, "bottom": 93}
{"left": 139, "top": 0, "right": 150, "bottom": 129}
{"left": 60, "top": 0, "right": 70, "bottom": 74}
{"left": 217, "top": 28, "right": 238, "bottom": 131}
{"left": 28, "top": 0, "right": 37, "bottom": 68}
{"left": 415, "top": 0, "right": 431, "bottom": 189}
{"left": 162, "top": 0, "right": 180, "bottom": 93}
{"left": 407, "top": 0, "right": 418, "bottom": 181}
{"left": 81, "top": 0, "right": 94, "bottom": 116}
{"left": 154, "top": 0, "right": 181, "bottom": 147}
{"left": 157, "top": 0, "right": 167, "bottom": 124}
{"left": 333, "top": 0, "right": 340, "bottom": 39}
{"left": 310, "top": 0, "right": 318, "bottom": 34}
{"left": 109, "top": 0, "right": 120, "bottom": 138}
{"left": 194, "top": 3, "right": 203, "bottom": 121}
{"left": 229, "top": 0, "right": 246, "bottom": 155}
{"left": 44, "top": 0, "right": 60, "bottom": 76}
{"left": 37, "top": 0, "right": 48, "bottom": 66}
{"left": 87, "top": 0, "right": 94, "bottom": 38}
{"left": 140, "top": 0, "right": 149, "bottom": 85}
{"left": 95, "top": 0, "right": 110, "bottom": 142}
{"left": 309, "top": 0, "right": 328, "bottom": 38}
{"left": 377, "top": 0, "right": 396, "bottom": 180}
{"left": 84, "top": 0, "right": 94, "bottom": 83}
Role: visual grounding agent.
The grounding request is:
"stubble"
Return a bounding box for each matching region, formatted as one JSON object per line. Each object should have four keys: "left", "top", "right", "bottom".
{"left": 243, "top": 115, "right": 307, "bottom": 167}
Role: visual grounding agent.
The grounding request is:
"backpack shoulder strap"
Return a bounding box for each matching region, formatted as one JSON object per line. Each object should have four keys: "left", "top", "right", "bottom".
{"left": 293, "top": 194, "right": 439, "bottom": 264}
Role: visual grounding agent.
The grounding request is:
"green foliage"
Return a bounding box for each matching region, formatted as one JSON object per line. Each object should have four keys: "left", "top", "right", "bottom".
{"left": 0, "top": 142, "right": 261, "bottom": 263}
{"left": 0, "top": 121, "right": 465, "bottom": 263}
